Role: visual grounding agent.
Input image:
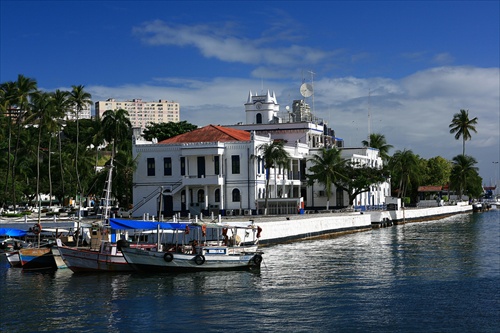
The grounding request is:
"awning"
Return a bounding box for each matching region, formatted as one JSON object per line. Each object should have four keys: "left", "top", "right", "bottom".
{"left": 0, "top": 228, "right": 28, "bottom": 237}
{"left": 109, "top": 218, "right": 194, "bottom": 231}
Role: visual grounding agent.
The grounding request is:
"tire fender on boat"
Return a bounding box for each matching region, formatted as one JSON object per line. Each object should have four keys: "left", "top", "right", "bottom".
{"left": 33, "top": 223, "right": 42, "bottom": 235}
{"left": 194, "top": 254, "right": 205, "bottom": 265}
{"left": 163, "top": 253, "right": 174, "bottom": 262}
{"left": 252, "top": 254, "right": 263, "bottom": 265}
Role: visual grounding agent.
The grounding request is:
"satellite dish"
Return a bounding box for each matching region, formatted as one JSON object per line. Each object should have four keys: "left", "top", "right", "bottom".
{"left": 300, "top": 83, "right": 313, "bottom": 97}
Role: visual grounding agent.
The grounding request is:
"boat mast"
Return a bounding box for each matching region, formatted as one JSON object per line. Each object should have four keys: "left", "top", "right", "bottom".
{"left": 103, "top": 157, "right": 114, "bottom": 225}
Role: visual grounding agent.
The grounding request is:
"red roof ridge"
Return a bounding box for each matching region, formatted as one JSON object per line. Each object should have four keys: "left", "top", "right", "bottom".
{"left": 158, "top": 124, "right": 250, "bottom": 144}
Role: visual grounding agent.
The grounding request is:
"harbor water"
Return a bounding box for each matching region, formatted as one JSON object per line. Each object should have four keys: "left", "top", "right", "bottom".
{"left": 1, "top": 210, "right": 499, "bottom": 332}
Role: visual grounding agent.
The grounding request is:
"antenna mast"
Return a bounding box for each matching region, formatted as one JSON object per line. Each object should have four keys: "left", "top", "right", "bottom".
{"left": 309, "top": 70, "right": 316, "bottom": 113}
{"left": 368, "top": 89, "right": 372, "bottom": 147}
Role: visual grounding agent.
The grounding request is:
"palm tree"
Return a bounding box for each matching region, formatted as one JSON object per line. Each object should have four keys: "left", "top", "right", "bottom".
{"left": 257, "top": 141, "right": 291, "bottom": 215}
{"left": 450, "top": 154, "right": 478, "bottom": 199}
{"left": 27, "top": 92, "right": 52, "bottom": 217}
{"left": 362, "top": 133, "right": 393, "bottom": 164}
{"left": 449, "top": 109, "right": 478, "bottom": 156}
{"left": 389, "top": 149, "right": 420, "bottom": 202}
{"left": 101, "top": 108, "right": 132, "bottom": 157}
{"left": 69, "top": 85, "right": 92, "bottom": 207}
{"left": 307, "top": 147, "right": 347, "bottom": 210}
{"left": 11, "top": 75, "right": 38, "bottom": 211}
{"left": 0, "top": 81, "right": 17, "bottom": 203}
{"left": 51, "top": 89, "right": 71, "bottom": 201}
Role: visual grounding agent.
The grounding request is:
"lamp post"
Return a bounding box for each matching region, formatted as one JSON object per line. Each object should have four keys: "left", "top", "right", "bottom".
{"left": 493, "top": 161, "right": 499, "bottom": 195}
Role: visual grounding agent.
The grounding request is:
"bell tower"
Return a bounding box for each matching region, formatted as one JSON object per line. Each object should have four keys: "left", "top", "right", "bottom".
{"left": 244, "top": 90, "right": 280, "bottom": 124}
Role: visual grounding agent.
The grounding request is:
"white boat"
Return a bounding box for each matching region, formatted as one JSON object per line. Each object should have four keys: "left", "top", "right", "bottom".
{"left": 122, "top": 245, "right": 262, "bottom": 272}
{"left": 121, "top": 222, "right": 263, "bottom": 272}
{"left": 5, "top": 251, "right": 21, "bottom": 267}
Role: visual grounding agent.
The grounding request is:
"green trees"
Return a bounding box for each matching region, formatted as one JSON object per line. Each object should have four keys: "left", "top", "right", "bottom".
{"left": 11, "top": 75, "right": 38, "bottom": 210}
{"left": 307, "top": 147, "right": 346, "bottom": 210}
{"left": 388, "top": 149, "right": 421, "bottom": 201}
{"left": 333, "top": 161, "right": 388, "bottom": 207}
{"left": 449, "top": 109, "right": 478, "bottom": 156}
{"left": 0, "top": 76, "right": 136, "bottom": 210}
{"left": 143, "top": 120, "right": 198, "bottom": 141}
{"left": 257, "top": 141, "right": 291, "bottom": 214}
{"left": 101, "top": 108, "right": 132, "bottom": 157}
{"left": 450, "top": 155, "right": 479, "bottom": 199}
{"left": 69, "top": 85, "right": 92, "bottom": 205}
{"left": 51, "top": 90, "right": 71, "bottom": 198}
{"left": 424, "top": 156, "right": 452, "bottom": 187}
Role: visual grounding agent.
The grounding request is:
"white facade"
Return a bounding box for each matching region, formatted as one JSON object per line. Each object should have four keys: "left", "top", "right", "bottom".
{"left": 132, "top": 131, "right": 309, "bottom": 218}
{"left": 95, "top": 98, "right": 180, "bottom": 129}
{"left": 64, "top": 104, "right": 92, "bottom": 120}
{"left": 131, "top": 90, "right": 390, "bottom": 218}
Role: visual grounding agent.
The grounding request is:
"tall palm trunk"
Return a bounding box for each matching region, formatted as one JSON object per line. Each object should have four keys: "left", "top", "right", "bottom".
{"left": 11, "top": 120, "right": 23, "bottom": 211}
{"left": 58, "top": 130, "right": 65, "bottom": 202}
{"left": 3, "top": 114, "right": 12, "bottom": 206}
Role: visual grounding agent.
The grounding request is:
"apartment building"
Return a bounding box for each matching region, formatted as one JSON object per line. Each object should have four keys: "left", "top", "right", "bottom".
{"left": 95, "top": 98, "right": 180, "bottom": 128}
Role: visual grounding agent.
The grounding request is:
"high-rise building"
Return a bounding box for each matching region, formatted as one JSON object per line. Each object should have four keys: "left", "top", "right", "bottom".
{"left": 95, "top": 98, "right": 180, "bottom": 128}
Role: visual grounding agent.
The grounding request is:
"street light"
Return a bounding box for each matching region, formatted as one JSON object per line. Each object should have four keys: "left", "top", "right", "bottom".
{"left": 493, "top": 162, "right": 499, "bottom": 195}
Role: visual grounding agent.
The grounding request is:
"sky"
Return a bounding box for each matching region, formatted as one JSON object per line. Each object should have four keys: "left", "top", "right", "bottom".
{"left": 1, "top": 1, "right": 499, "bottom": 188}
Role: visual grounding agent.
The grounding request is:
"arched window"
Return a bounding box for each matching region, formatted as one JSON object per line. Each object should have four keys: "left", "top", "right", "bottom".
{"left": 214, "top": 189, "right": 220, "bottom": 203}
{"left": 232, "top": 188, "right": 240, "bottom": 202}
{"left": 256, "top": 113, "right": 262, "bottom": 124}
{"left": 197, "top": 189, "right": 204, "bottom": 203}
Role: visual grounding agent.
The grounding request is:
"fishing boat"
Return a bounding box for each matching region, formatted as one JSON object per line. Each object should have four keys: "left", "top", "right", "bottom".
{"left": 0, "top": 229, "right": 29, "bottom": 267}
{"left": 57, "top": 159, "right": 159, "bottom": 273}
{"left": 120, "top": 220, "right": 263, "bottom": 273}
{"left": 12, "top": 224, "right": 68, "bottom": 271}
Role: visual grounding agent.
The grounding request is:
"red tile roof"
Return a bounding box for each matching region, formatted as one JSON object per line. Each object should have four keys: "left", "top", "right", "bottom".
{"left": 159, "top": 125, "right": 251, "bottom": 144}
{"left": 417, "top": 186, "right": 443, "bottom": 192}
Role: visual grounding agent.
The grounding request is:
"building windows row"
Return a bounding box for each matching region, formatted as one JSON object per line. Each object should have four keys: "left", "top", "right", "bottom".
{"left": 147, "top": 155, "right": 240, "bottom": 177}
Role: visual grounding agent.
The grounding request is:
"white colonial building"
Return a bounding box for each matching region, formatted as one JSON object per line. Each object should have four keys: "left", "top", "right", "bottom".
{"left": 131, "top": 90, "right": 390, "bottom": 218}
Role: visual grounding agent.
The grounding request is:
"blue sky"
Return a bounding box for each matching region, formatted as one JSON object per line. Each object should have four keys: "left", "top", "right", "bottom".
{"left": 1, "top": 1, "right": 499, "bottom": 187}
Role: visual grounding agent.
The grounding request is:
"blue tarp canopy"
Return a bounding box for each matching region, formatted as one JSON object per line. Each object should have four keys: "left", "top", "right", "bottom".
{"left": 0, "top": 228, "right": 28, "bottom": 237}
{"left": 109, "top": 218, "right": 195, "bottom": 231}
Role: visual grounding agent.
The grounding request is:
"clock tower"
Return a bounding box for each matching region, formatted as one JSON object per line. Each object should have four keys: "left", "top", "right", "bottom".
{"left": 244, "top": 90, "right": 280, "bottom": 124}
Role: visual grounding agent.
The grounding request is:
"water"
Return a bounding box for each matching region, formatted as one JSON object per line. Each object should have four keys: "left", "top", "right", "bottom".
{"left": 1, "top": 211, "right": 499, "bottom": 332}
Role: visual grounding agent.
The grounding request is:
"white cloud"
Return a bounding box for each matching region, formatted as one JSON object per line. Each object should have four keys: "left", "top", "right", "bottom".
{"left": 84, "top": 65, "right": 499, "bottom": 184}
{"left": 132, "top": 20, "right": 336, "bottom": 69}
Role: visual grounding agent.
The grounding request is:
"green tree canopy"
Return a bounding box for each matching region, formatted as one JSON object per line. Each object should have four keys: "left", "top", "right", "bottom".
{"left": 143, "top": 121, "right": 198, "bottom": 141}
{"left": 424, "top": 156, "right": 452, "bottom": 186}
{"left": 307, "top": 147, "right": 347, "bottom": 210}
{"left": 333, "top": 161, "right": 388, "bottom": 208}
{"left": 450, "top": 154, "right": 480, "bottom": 199}
{"left": 388, "top": 149, "right": 422, "bottom": 201}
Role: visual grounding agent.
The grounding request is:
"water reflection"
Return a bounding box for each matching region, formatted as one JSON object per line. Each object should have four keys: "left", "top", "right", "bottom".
{"left": 1, "top": 211, "right": 498, "bottom": 332}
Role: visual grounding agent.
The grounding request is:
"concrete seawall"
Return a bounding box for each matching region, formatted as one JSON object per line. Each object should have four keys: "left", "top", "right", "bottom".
{"left": 252, "top": 213, "right": 372, "bottom": 245}
{"left": 368, "top": 202, "right": 472, "bottom": 227}
{"left": 227, "top": 202, "right": 473, "bottom": 246}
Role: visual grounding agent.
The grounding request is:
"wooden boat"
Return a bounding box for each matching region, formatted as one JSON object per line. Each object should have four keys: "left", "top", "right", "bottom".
{"left": 121, "top": 221, "right": 263, "bottom": 273}
{"left": 57, "top": 237, "right": 156, "bottom": 273}
{"left": 18, "top": 246, "right": 66, "bottom": 271}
